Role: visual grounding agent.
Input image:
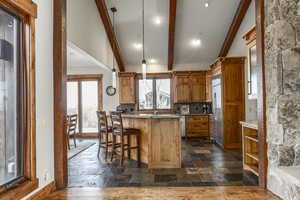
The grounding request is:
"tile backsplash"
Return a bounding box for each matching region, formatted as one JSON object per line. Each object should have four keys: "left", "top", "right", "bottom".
{"left": 117, "top": 102, "right": 213, "bottom": 114}
{"left": 174, "top": 103, "right": 212, "bottom": 114}
{"left": 116, "top": 104, "right": 135, "bottom": 114}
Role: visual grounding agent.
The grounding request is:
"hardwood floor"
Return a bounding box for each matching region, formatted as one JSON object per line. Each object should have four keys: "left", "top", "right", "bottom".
{"left": 43, "top": 187, "right": 279, "bottom": 200}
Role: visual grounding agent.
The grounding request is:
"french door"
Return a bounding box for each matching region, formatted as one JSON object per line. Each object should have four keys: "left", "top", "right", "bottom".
{"left": 67, "top": 75, "right": 103, "bottom": 135}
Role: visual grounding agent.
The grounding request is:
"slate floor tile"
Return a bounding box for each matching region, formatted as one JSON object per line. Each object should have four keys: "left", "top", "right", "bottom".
{"left": 68, "top": 138, "right": 258, "bottom": 187}
{"left": 154, "top": 174, "right": 177, "bottom": 183}
{"left": 191, "top": 182, "right": 218, "bottom": 186}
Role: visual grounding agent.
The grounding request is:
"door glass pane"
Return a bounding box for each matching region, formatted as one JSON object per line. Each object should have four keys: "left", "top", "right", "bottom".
{"left": 156, "top": 79, "right": 171, "bottom": 109}
{"left": 67, "top": 82, "right": 79, "bottom": 132}
{"left": 67, "top": 82, "right": 78, "bottom": 115}
{"left": 250, "top": 45, "right": 258, "bottom": 97}
{"left": 0, "top": 8, "right": 23, "bottom": 186}
{"left": 81, "top": 81, "right": 98, "bottom": 133}
{"left": 139, "top": 79, "right": 153, "bottom": 110}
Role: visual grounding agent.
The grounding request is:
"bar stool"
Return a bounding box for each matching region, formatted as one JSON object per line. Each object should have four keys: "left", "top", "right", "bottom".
{"left": 96, "top": 111, "right": 113, "bottom": 160}
{"left": 110, "top": 111, "right": 141, "bottom": 167}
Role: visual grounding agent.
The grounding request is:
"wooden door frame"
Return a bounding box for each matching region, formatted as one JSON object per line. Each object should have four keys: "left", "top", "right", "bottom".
{"left": 53, "top": 0, "right": 68, "bottom": 189}
{"left": 53, "top": 0, "right": 268, "bottom": 190}
{"left": 255, "top": 0, "right": 267, "bottom": 188}
{"left": 67, "top": 74, "right": 103, "bottom": 137}
{"left": 0, "top": 0, "right": 38, "bottom": 199}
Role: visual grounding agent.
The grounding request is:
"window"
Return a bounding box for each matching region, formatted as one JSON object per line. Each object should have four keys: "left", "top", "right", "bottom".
{"left": 138, "top": 77, "right": 171, "bottom": 110}
{"left": 0, "top": 1, "right": 38, "bottom": 198}
{"left": 0, "top": 7, "right": 23, "bottom": 187}
{"left": 81, "top": 81, "right": 99, "bottom": 133}
{"left": 156, "top": 79, "right": 171, "bottom": 109}
{"left": 67, "top": 75, "right": 103, "bottom": 134}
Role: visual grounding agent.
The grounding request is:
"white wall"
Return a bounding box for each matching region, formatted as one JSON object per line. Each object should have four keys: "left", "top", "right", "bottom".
{"left": 126, "top": 63, "right": 210, "bottom": 73}
{"left": 23, "top": 0, "right": 54, "bottom": 199}
{"left": 227, "top": 1, "right": 257, "bottom": 121}
{"left": 67, "top": 0, "right": 119, "bottom": 111}
{"left": 68, "top": 66, "right": 119, "bottom": 111}
{"left": 67, "top": 0, "right": 113, "bottom": 68}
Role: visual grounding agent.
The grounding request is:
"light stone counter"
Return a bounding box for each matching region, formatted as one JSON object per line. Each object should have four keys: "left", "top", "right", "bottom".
{"left": 122, "top": 114, "right": 181, "bottom": 119}
{"left": 239, "top": 121, "right": 258, "bottom": 130}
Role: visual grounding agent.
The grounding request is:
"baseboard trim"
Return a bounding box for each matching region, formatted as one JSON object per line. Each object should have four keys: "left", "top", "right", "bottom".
{"left": 27, "top": 181, "right": 55, "bottom": 200}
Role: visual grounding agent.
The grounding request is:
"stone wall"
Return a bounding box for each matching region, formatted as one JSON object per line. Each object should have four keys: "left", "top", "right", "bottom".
{"left": 265, "top": 0, "right": 300, "bottom": 199}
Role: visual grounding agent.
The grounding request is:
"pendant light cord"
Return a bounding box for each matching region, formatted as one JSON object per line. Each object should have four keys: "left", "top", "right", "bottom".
{"left": 142, "top": 0, "right": 145, "bottom": 60}
{"left": 111, "top": 7, "right": 117, "bottom": 71}
{"left": 112, "top": 11, "right": 115, "bottom": 70}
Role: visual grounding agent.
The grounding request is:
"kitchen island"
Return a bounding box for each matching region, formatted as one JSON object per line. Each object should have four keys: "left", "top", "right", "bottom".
{"left": 122, "top": 114, "right": 181, "bottom": 168}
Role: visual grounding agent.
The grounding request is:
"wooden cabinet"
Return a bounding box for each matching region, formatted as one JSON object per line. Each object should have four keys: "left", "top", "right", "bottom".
{"left": 210, "top": 57, "right": 245, "bottom": 149}
{"left": 173, "top": 74, "right": 191, "bottom": 103}
{"left": 122, "top": 117, "right": 181, "bottom": 168}
{"left": 119, "top": 72, "right": 136, "bottom": 104}
{"left": 241, "top": 121, "right": 259, "bottom": 176}
{"left": 173, "top": 71, "right": 206, "bottom": 103}
{"left": 205, "top": 71, "right": 212, "bottom": 102}
{"left": 186, "top": 115, "right": 209, "bottom": 137}
{"left": 190, "top": 73, "right": 206, "bottom": 102}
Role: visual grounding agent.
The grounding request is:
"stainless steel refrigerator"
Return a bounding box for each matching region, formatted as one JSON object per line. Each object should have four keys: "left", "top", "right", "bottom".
{"left": 212, "top": 75, "right": 223, "bottom": 146}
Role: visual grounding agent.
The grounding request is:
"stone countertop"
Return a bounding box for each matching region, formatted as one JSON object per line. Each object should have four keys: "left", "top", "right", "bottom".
{"left": 180, "top": 113, "right": 213, "bottom": 116}
{"left": 122, "top": 114, "right": 181, "bottom": 119}
{"left": 240, "top": 121, "right": 258, "bottom": 130}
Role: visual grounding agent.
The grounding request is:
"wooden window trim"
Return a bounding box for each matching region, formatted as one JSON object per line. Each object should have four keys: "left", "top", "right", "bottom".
{"left": 67, "top": 75, "right": 103, "bottom": 136}
{"left": 67, "top": 74, "right": 103, "bottom": 81}
{"left": 136, "top": 73, "right": 173, "bottom": 112}
{"left": 0, "top": 0, "right": 38, "bottom": 199}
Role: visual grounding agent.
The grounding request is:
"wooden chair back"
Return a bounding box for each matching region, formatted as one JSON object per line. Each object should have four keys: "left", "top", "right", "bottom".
{"left": 110, "top": 111, "right": 124, "bottom": 136}
{"left": 96, "top": 111, "right": 109, "bottom": 134}
{"left": 67, "top": 114, "right": 78, "bottom": 136}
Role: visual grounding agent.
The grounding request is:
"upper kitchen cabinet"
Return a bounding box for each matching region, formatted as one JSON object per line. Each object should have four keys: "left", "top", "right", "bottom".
{"left": 119, "top": 72, "right": 136, "bottom": 104}
{"left": 205, "top": 71, "right": 212, "bottom": 102}
{"left": 173, "top": 72, "right": 191, "bottom": 103}
{"left": 190, "top": 72, "right": 206, "bottom": 103}
{"left": 243, "top": 27, "right": 258, "bottom": 99}
{"left": 173, "top": 71, "right": 206, "bottom": 103}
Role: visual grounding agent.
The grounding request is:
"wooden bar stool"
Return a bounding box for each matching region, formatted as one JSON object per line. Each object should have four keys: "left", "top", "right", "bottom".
{"left": 66, "top": 114, "right": 78, "bottom": 150}
{"left": 96, "top": 111, "right": 113, "bottom": 160}
{"left": 110, "top": 111, "right": 141, "bottom": 167}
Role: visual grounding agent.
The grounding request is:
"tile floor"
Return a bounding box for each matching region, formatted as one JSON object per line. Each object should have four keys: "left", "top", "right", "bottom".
{"left": 68, "top": 138, "right": 258, "bottom": 187}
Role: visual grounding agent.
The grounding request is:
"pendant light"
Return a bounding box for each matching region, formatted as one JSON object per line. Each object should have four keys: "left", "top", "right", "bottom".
{"left": 141, "top": 0, "right": 147, "bottom": 81}
{"left": 111, "top": 7, "right": 117, "bottom": 89}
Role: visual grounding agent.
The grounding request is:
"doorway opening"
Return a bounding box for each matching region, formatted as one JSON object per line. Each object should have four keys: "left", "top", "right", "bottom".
{"left": 54, "top": 0, "right": 267, "bottom": 190}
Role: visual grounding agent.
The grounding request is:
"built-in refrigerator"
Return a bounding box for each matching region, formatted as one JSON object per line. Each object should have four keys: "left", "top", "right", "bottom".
{"left": 212, "top": 75, "right": 223, "bottom": 146}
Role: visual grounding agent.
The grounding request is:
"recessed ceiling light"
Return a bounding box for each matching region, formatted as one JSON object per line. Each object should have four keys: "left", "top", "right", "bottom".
{"left": 153, "top": 17, "right": 161, "bottom": 25}
{"left": 133, "top": 43, "right": 143, "bottom": 50}
{"left": 191, "top": 39, "right": 201, "bottom": 47}
{"left": 149, "top": 58, "right": 157, "bottom": 64}
{"left": 205, "top": 2, "right": 209, "bottom": 8}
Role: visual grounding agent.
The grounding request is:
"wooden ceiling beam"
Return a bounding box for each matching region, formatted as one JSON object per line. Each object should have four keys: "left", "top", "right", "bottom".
{"left": 168, "top": 0, "right": 177, "bottom": 71}
{"left": 218, "top": 0, "right": 251, "bottom": 57}
{"left": 95, "top": 0, "right": 125, "bottom": 72}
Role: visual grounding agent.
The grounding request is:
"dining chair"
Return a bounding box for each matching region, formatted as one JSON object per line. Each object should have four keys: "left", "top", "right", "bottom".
{"left": 66, "top": 114, "right": 78, "bottom": 150}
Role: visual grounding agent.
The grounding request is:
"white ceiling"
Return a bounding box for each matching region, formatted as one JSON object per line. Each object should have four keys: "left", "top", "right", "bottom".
{"left": 105, "top": 0, "right": 240, "bottom": 68}
{"left": 67, "top": 41, "right": 111, "bottom": 70}
{"left": 105, "top": 0, "right": 169, "bottom": 66}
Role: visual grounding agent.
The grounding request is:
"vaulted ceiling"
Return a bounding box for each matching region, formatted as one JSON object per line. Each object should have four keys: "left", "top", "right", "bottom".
{"left": 104, "top": 0, "right": 241, "bottom": 69}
